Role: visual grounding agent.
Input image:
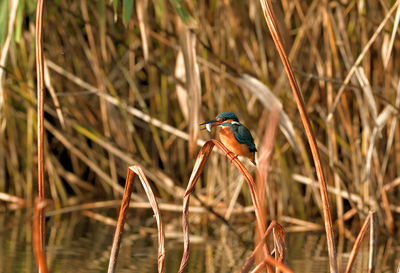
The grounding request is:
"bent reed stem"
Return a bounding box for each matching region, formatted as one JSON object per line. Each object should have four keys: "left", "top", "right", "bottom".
{"left": 108, "top": 166, "right": 165, "bottom": 273}
{"left": 178, "top": 140, "right": 287, "bottom": 273}
{"left": 258, "top": 1, "right": 338, "bottom": 272}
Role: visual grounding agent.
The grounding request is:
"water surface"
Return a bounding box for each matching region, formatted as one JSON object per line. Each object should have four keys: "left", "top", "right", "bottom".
{"left": 0, "top": 212, "right": 398, "bottom": 272}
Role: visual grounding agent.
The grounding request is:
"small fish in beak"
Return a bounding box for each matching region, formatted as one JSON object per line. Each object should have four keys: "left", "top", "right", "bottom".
{"left": 200, "top": 119, "right": 219, "bottom": 131}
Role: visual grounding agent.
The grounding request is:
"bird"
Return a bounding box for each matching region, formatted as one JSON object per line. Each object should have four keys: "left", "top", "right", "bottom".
{"left": 200, "top": 112, "right": 257, "bottom": 165}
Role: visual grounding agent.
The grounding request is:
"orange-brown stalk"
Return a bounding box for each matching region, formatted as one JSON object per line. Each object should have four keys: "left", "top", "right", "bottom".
{"left": 35, "top": 0, "right": 45, "bottom": 250}
{"left": 108, "top": 166, "right": 165, "bottom": 273}
{"left": 178, "top": 140, "right": 279, "bottom": 273}
{"left": 33, "top": 199, "right": 48, "bottom": 273}
{"left": 258, "top": 1, "right": 337, "bottom": 272}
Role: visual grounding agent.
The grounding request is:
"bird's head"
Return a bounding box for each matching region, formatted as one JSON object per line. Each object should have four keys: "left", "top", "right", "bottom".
{"left": 200, "top": 112, "right": 239, "bottom": 132}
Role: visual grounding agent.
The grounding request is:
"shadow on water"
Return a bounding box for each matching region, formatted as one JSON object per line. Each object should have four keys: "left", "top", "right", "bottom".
{"left": 0, "top": 212, "right": 399, "bottom": 273}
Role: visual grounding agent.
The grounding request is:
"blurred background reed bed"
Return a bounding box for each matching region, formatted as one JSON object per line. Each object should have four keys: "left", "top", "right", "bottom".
{"left": 1, "top": 0, "right": 400, "bottom": 272}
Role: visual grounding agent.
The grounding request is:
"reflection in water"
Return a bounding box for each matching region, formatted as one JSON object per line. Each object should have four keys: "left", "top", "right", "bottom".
{"left": 0, "top": 212, "right": 398, "bottom": 272}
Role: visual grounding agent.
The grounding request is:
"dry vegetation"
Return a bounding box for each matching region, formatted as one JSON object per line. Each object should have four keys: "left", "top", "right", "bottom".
{"left": 1, "top": 0, "right": 400, "bottom": 272}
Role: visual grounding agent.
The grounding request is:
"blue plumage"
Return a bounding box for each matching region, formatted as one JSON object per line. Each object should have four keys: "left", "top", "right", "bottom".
{"left": 215, "top": 112, "right": 239, "bottom": 122}
{"left": 230, "top": 123, "right": 257, "bottom": 153}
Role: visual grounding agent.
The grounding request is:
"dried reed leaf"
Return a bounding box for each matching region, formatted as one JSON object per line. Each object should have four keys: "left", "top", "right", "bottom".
{"left": 381, "top": 79, "right": 400, "bottom": 177}
{"left": 344, "top": 211, "right": 376, "bottom": 273}
{"left": 44, "top": 58, "right": 65, "bottom": 129}
{"left": 46, "top": 200, "right": 227, "bottom": 217}
{"left": 238, "top": 74, "right": 298, "bottom": 152}
{"left": 81, "top": 210, "right": 121, "bottom": 229}
{"left": 258, "top": 1, "right": 337, "bottom": 272}
{"left": 178, "top": 141, "right": 214, "bottom": 273}
{"left": 175, "top": 50, "right": 189, "bottom": 120}
{"left": 364, "top": 105, "right": 393, "bottom": 181}
{"left": 136, "top": 0, "right": 149, "bottom": 61}
{"left": 179, "top": 23, "right": 201, "bottom": 157}
{"left": 108, "top": 166, "right": 165, "bottom": 273}
{"left": 98, "top": 0, "right": 108, "bottom": 63}
{"left": 381, "top": 33, "right": 390, "bottom": 65}
{"left": 383, "top": 3, "right": 400, "bottom": 68}
{"left": 279, "top": 215, "right": 323, "bottom": 231}
{"left": 0, "top": 192, "right": 26, "bottom": 205}
{"left": 179, "top": 140, "right": 271, "bottom": 273}
{"left": 131, "top": 165, "right": 165, "bottom": 272}
{"left": 355, "top": 67, "right": 377, "bottom": 121}
{"left": 368, "top": 212, "right": 377, "bottom": 273}
{"left": 273, "top": 223, "right": 286, "bottom": 265}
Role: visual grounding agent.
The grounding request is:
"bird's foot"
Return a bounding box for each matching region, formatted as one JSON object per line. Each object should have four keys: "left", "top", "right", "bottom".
{"left": 227, "top": 152, "right": 238, "bottom": 162}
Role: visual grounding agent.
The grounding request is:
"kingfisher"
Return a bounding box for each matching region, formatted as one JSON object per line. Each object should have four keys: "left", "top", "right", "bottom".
{"left": 200, "top": 112, "right": 257, "bottom": 165}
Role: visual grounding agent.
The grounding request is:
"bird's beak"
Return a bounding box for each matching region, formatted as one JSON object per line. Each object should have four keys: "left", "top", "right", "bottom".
{"left": 200, "top": 119, "right": 221, "bottom": 132}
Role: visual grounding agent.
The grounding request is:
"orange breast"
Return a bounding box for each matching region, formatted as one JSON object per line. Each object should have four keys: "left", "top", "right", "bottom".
{"left": 218, "top": 127, "right": 254, "bottom": 162}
